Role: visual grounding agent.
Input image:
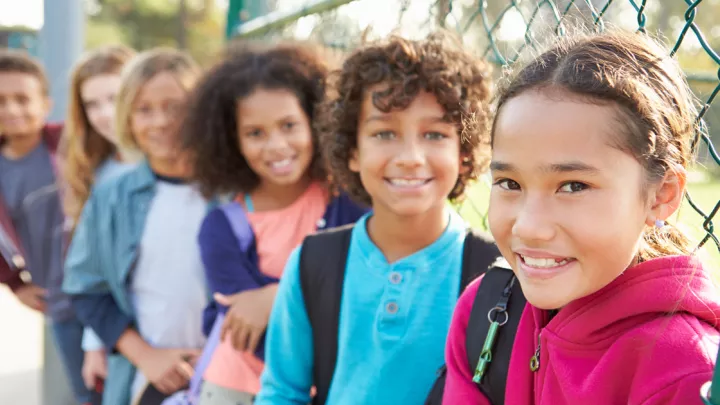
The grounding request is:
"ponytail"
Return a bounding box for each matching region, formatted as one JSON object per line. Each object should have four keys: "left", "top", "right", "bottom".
{"left": 639, "top": 222, "right": 694, "bottom": 261}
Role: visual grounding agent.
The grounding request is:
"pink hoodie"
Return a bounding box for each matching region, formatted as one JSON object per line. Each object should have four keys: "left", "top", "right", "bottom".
{"left": 444, "top": 255, "right": 720, "bottom": 405}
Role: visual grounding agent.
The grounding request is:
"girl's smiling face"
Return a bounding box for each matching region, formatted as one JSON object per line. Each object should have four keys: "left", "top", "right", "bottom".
{"left": 488, "top": 89, "right": 662, "bottom": 310}
{"left": 236, "top": 88, "right": 314, "bottom": 189}
{"left": 81, "top": 73, "right": 122, "bottom": 143}
{"left": 130, "top": 71, "right": 187, "bottom": 167}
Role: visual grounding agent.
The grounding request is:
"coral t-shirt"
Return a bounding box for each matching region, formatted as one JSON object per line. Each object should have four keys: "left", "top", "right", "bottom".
{"left": 203, "top": 182, "right": 327, "bottom": 394}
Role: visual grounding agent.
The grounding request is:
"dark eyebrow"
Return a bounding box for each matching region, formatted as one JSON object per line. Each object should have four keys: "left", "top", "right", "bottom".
{"left": 363, "top": 114, "right": 448, "bottom": 125}
{"left": 544, "top": 162, "right": 600, "bottom": 174}
{"left": 363, "top": 114, "right": 390, "bottom": 124}
{"left": 490, "top": 161, "right": 600, "bottom": 174}
{"left": 424, "top": 115, "right": 450, "bottom": 123}
{"left": 489, "top": 161, "right": 514, "bottom": 172}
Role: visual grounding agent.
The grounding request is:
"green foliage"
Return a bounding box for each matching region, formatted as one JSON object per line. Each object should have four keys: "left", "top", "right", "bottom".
{"left": 85, "top": 0, "right": 224, "bottom": 65}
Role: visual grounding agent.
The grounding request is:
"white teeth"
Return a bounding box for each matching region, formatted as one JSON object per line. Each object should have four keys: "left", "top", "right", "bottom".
{"left": 389, "top": 178, "right": 427, "bottom": 186}
{"left": 271, "top": 158, "right": 292, "bottom": 168}
{"left": 521, "top": 255, "right": 570, "bottom": 268}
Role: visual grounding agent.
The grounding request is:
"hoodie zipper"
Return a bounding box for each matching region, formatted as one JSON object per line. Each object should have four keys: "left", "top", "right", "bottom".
{"left": 532, "top": 331, "right": 544, "bottom": 405}
{"left": 530, "top": 333, "right": 541, "bottom": 372}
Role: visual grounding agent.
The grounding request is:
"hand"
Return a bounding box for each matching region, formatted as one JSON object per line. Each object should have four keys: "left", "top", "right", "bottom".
{"left": 14, "top": 284, "right": 47, "bottom": 312}
{"left": 82, "top": 349, "right": 107, "bottom": 390}
{"left": 214, "top": 284, "right": 278, "bottom": 353}
{"left": 137, "top": 347, "right": 201, "bottom": 395}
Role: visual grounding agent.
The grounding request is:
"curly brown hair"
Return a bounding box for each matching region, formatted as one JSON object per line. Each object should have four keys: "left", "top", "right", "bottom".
{"left": 317, "top": 32, "right": 492, "bottom": 206}
{"left": 493, "top": 30, "right": 700, "bottom": 261}
{"left": 183, "top": 41, "right": 333, "bottom": 198}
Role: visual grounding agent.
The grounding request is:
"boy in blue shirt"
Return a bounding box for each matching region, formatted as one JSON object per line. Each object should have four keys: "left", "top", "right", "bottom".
{"left": 255, "top": 33, "right": 495, "bottom": 405}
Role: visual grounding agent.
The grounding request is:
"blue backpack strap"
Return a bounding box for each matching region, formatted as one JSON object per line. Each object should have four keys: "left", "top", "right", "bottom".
{"left": 190, "top": 312, "right": 225, "bottom": 396}
{"left": 243, "top": 194, "right": 254, "bottom": 213}
{"left": 219, "top": 201, "right": 254, "bottom": 252}
{"left": 162, "top": 313, "right": 226, "bottom": 405}
{"left": 179, "top": 203, "right": 254, "bottom": 404}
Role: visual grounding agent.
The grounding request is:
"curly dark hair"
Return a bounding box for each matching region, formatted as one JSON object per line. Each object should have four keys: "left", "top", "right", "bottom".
{"left": 183, "top": 41, "right": 333, "bottom": 198}
{"left": 318, "top": 32, "right": 492, "bottom": 206}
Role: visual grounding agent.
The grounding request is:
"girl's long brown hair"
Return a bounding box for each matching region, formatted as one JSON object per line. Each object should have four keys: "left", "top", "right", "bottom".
{"left": 61, "top": 45, "right": 135, "bottom": 233}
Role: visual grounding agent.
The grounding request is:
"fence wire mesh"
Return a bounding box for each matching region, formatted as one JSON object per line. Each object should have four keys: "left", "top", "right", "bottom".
{"left": 235, "top": 0, "right": 720, "bottom": 258}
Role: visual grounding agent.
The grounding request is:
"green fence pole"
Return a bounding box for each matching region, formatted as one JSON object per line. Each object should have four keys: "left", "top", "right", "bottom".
{"left": 246, "top": 0, "right": 271, "bottom": 23}
{"left": 701, "top": 349, "right": 720, "bottom": 404}
{"left": 227, "top": 0, "right": 272, "bottom": 40}
{"left": 226, "top": 0, "right": 244, "bottom": 40}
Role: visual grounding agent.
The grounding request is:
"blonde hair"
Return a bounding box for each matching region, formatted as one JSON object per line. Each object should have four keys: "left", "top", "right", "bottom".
{"left": 61, "top": 45, "right": 136, "bottom": 233}
{"left": 115, "top": 48, "right": 200, "bottom": 153}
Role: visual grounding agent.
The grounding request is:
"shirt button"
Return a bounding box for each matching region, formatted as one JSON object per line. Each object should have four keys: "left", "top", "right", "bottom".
{"left": 389, "top": 272, "right": 402, "bottom": 284}
{"left": 386, "top": 301, "right": 399, "bottom": 314}
{"left": 316, "top": 218, "right": 326, "bottom": 228}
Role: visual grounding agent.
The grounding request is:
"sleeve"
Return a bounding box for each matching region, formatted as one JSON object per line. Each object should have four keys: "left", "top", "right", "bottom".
{"left": 639, "top": 372, "right": 711, "bottom": 405}
{"left": 443, "top": 276, "right": 492, "bottom": 405}
{"left": 62, "top": 189, "right": 133, "bottom": 350}
{"left": 0, "top": 260, "right": 26, "bottom": 291}
{"left": 82, "top": 327, "right": 105, "bottom": 351}
{"left": 254, "top": 247, "right": 314, "bottom": 405}
{"left": 0, "top": 203, "right": 27, "bottom": 291}
{"left": 634, "top": 319, "right": 718, "bottom": 405}
{"left": 72, "top": 294, "right": 133, "bottom": 349}
{"left": 198, "top": 208, "right": 265, "bottom": 298}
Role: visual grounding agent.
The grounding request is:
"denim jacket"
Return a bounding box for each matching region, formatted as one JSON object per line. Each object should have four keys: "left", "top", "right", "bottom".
{"left": 63, "top": 160, "right": 215, "bottom": 405}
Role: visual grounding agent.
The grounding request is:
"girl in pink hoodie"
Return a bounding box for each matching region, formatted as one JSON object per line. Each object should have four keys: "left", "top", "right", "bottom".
{"left": 443, "top": 30, "right": 720, "bottom": 405}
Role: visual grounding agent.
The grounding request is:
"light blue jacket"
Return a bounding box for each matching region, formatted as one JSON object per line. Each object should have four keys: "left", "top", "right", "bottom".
{"left": 63, "top": 160, "right": 214, "bottom": 405}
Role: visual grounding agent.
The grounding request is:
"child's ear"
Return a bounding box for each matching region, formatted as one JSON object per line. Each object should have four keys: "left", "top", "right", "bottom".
{"left": 645, "top": 166, "right": 686, "bottom": 226}
{"left": 458, "top": 153, "right": 471, "bottom": 174}
{"left": 43, "top": 96, "right": 53, "bottom": 120}
{"left": 348, "top": 149, "right": 359, "bottom": 173}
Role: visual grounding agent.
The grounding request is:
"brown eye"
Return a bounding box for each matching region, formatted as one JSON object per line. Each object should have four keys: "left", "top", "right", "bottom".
{"left": 558, "top": 182, "right": 589, "bottom": 193}
{"left": 373, "top": 131, "right": 395, "bottom": 140}
{"left": 495, "top": 179, "right": 521, "bottom": 190}
{"left": 425, "top": 131, "right": 447, "bottom": 140}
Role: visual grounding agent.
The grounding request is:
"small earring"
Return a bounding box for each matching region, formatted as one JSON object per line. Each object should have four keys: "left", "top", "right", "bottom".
{"left": 655, "top": 219, "right": 666, "bottom": 228}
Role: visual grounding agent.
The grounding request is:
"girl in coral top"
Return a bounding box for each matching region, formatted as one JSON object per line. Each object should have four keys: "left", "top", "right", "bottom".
{"left": 182, "top": 42, "right": 367, "bottom": 405}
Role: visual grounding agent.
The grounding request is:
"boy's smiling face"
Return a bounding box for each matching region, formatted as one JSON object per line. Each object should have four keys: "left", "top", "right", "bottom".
{"left": 0, "top": 72, "right": 50, "bottom": 139}
{"left": 350, "top": 89, "right": 462, "bottom": 219}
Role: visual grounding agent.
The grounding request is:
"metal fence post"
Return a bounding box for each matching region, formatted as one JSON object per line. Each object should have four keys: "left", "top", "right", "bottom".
{"left": 39, "top": 0, "right": 84, "bottom": 122}
{"left": 38, "top": 1, "right": 84, "bottom": 404}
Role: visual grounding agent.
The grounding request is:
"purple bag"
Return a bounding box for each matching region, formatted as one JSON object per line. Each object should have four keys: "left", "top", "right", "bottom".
{"left": 163, "top": 202, "right": 253, "bottom": 405}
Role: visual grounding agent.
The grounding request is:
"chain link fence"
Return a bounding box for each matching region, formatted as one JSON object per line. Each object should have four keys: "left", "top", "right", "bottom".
{"left": 233, "top": 0, "right": 719, "bottom": 259}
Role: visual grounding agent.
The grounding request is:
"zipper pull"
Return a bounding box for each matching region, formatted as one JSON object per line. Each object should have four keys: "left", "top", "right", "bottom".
{"left": 530, "top": 335, "right": 541, "bottom": 372}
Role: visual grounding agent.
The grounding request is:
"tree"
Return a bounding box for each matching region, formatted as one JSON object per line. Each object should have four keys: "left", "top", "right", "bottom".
{"left": 85, "top": 0, "right": 224, "bottom": 64}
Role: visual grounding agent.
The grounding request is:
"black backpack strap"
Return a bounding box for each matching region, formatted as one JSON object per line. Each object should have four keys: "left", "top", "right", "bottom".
{"left": 460, "top": 229, "right": 501, "bottom": 292}
{"left": 465, "top": 262, "right": 526, "bottom": 405}
{"left": 423, "top": 229, "right": 501, "bottom": 405}
{"left": 299, "top": 224, "right": 354, "bottom": 405}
